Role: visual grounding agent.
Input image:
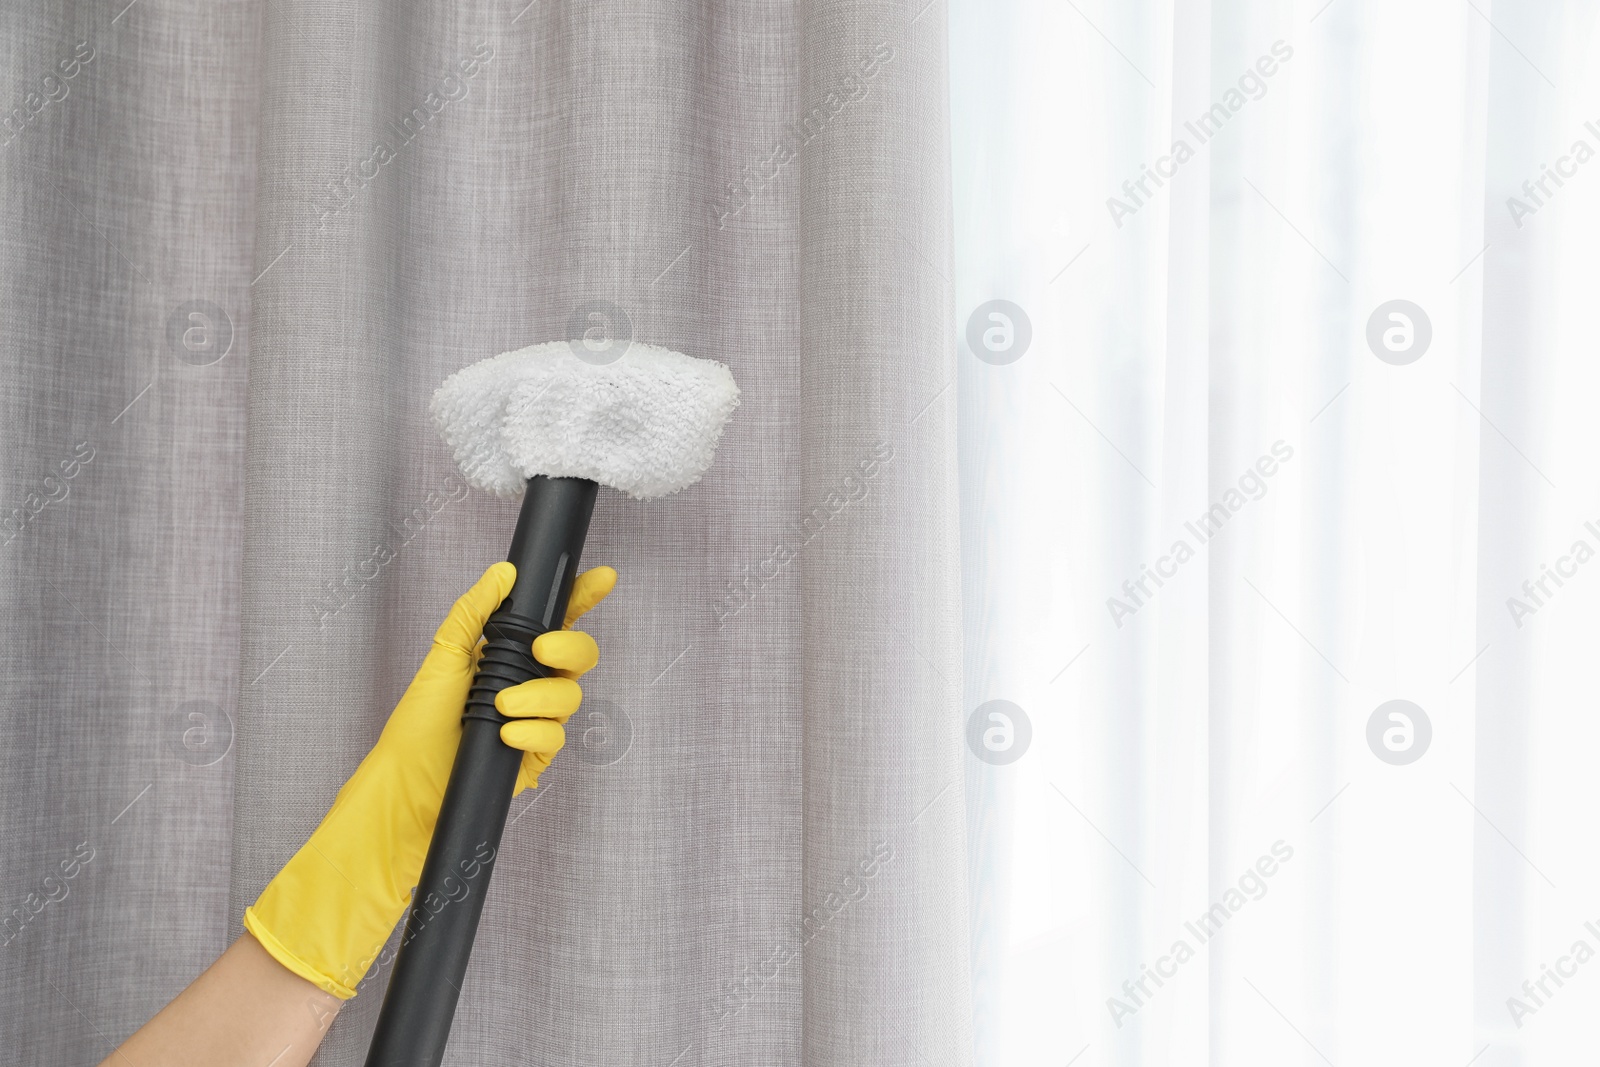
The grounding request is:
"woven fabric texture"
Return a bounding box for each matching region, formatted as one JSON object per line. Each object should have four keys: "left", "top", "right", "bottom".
{"left": 0, "top": 2, "right": 971, "bottom": 1064}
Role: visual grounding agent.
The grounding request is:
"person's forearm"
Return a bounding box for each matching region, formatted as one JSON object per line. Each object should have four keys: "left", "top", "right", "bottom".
{"left": 103, "top": 933, "right": 341, "bottom": 1067}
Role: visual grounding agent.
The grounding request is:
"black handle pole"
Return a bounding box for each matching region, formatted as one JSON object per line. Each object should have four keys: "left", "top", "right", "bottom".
{"left": 364, "top": 475, "right": 599, "bottom": 1067}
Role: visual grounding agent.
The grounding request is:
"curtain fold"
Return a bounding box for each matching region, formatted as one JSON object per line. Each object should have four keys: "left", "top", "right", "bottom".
{"left": 3, "top": 2, "right": 970, "bottom": 1065}
{"left": 0, "top": 0, "right": 256, "bottom": 1059}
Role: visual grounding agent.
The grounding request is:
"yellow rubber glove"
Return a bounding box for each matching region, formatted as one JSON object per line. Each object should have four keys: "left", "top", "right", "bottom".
{"left": 243, "top": 561, "right": 616, "bottom": 999}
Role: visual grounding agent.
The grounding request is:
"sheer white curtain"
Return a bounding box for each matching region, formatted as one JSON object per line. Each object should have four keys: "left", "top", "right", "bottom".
{"left": 952, "top": 0, "right": 1600, "bottom": 1063}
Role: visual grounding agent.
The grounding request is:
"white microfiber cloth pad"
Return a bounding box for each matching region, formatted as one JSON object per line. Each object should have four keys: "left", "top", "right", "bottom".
{"left": 431, "top": 341, "right": 740, "bottom": 501}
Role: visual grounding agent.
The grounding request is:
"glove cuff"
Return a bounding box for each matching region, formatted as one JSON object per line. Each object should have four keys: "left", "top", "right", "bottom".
{"left": 241, "top": 755, "right": 436, "bottom": 1001}
{"left": 244, "top": 907, "right": 360, "bottom": 1000}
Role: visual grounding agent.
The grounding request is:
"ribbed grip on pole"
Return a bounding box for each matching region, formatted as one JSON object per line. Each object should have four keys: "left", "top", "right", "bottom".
{"left": 463, "top": 618, "right": 545, "bottom": 725}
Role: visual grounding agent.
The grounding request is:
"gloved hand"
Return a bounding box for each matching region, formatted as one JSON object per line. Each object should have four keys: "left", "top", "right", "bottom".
{"left": 243, "top": 561, "right": 615, "bottom": 999}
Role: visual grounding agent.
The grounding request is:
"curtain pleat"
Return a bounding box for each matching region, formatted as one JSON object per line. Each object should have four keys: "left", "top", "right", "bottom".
{"left": 0, "top": 0, "right": 256, "bottom": 1060}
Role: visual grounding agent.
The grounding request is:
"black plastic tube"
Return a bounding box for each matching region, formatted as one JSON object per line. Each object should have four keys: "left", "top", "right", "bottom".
{"left": 364, "top": 475, "right": 599, "bottom": 1067}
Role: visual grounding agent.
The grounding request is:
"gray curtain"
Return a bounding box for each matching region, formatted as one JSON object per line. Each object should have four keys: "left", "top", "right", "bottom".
{"left": 0, "top": 2, "right": 971, "bottom": 1065}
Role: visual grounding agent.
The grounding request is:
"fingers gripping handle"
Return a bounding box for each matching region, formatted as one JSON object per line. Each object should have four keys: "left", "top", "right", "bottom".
{"left": 365, "top": 476, "right": 599, "bottom": 1067}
